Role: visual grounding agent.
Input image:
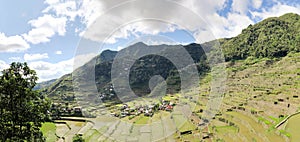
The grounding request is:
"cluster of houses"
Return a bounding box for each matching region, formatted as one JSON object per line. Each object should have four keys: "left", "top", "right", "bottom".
{"left": 111, "top": 100, "right": 175, "bottom": 118}
{"left": 99, "top": 84, "right": 117, "bottom": 101}
{"left": 50, "top": 103, "right": 83, "bottom": 119}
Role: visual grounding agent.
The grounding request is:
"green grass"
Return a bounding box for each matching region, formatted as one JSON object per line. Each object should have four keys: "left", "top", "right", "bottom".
{"left": 279, "top": 130, "right": 291, "bottom": 138}
{"left": 285, "top": 113, "right": 300, "bottom": 141}
{"left": 258, "top": 116, "right": 272, "bottom": 125}
{"left": 226, "top": 112, "right": 284, "bottom": 142}
{"left": 134, "top": 116, "right": 150, "bottom": 124}
{"left": 162, "top": 95, "right": 178, "bottom": 101}
{"left": 178, "top": 121, "right": 196, "bottom": 132}
{"left": 215, "top": 126, "right": 238, "bottom": 133}
{"left": 173, "top": 114, "right": 187, "bottom": 129}
{"left": 84, "top": 129, "right": 101, "bottom": 142}
{"left": 41, "top": 122, "right": 57, "bottom": 142}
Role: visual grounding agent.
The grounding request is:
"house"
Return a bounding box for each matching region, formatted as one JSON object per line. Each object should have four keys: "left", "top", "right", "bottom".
{"left": 74, "top": 107, "right": 82, "bottom": 113}
{"left": 74, "top": 107, "right": 83, "bottom": 116}
{"left": 165, "top": 105, "right": 173, "bottom": 111}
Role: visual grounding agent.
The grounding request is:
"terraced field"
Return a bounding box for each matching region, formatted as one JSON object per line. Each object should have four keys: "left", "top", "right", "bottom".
{"left": 43, "top": 53, "right": 300, "bottom": 141}
{"left": 285, "top": 113, "right": 300, "bottom": 142}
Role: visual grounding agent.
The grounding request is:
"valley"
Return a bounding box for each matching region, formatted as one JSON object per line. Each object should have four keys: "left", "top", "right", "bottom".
{"left": 39, "top": 13, "right": 300, "bottom": 142}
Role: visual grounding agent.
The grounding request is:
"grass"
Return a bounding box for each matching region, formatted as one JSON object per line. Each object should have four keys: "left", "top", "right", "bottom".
{"left": 162, "top": 94, "right": 179, "bottom": 101}
{"left": 173, "top": 114, "right": 187, "bottom": 129}
{"left": 134, "top": 116, "right": 150, "bottom": 124}
{"left": 215, "top": 126, "right": 238, "bottom": 133}
{"left": 258, "top": 116, "right": 272, "bottom": 125}
{"left": 279, "top": 129, "right": 291, "bottom": 138}
{"left": 285, "top": 113, "right": 300, "bottom": 141}
{"left": 83, "top": 129, "right": 101, "bottom": 142}
{"left": 41, "top": 122, "right": 57, "bottom": 142}
{"left": 178, "top": 121, "right": 196, "bottom": 132}
{"left": 226, "top": 112, "right": 284, "bottom": 142}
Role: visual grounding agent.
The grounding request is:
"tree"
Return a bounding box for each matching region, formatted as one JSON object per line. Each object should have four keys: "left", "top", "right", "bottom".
{"left": 73, "top": 134, "right": 85, "bottom": 142}
{"left": 0, "top": 62, "right": 51, "bottom": 141}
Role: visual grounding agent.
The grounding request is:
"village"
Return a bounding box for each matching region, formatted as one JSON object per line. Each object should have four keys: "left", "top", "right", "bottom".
{"left": 48, "top": 93, "right": 179, "bottom": 120}
{"left": 110, "top": 98, "right": 175, "bottom": 118}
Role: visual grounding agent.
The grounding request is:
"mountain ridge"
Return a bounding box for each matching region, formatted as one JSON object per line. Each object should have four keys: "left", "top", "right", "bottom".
{"left": 39, "top": 13, "right": 300, "bottom": 103}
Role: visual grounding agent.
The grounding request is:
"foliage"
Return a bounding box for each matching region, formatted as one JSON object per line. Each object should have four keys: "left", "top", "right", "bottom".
{"left": 221, "top": 13, "right": 300, "bottom": 61}
{"left": 0, "top": 62, "right": 51, "bottom": 141}
{"left": 41, "top": 13, "right": 300, "bottom": 103}
{"left": 73, "top": 134, "right": 85, "bottom": 142}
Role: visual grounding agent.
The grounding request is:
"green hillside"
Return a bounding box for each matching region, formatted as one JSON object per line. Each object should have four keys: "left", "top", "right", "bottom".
{"left": 40, "top": 13, "right": 299, "bottom": 103}
{"left": 39, "top": 13, "right": 300, "bottom": 142}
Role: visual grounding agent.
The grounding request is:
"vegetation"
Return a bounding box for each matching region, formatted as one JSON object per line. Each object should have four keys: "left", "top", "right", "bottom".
{"left": 35, "top": 13, "right": 300, "bottom": 141}
{"left": 221, "top": 13, "right": 300, "bottom": 61}
{"left": 41, "top": 122, "right": 56, "bottom": 142}
{"left": 73, "top": 134, "right": 85, "bottom": 142}
{"left": 0, "top": 62, "right": 51, "bottom": 141}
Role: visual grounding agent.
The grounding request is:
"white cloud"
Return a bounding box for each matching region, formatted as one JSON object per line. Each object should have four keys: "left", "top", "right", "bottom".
{"left": 24, "top": 53, "right": 49, "bottom": 61}
{"left": 55, "top": 50, "right": 63, "bottom": 55}
{"left": 73, "top": 53, "right": 97, "bottom": 69}
{"left": 9, "top": 57, "right": 22, "bottom": 61}
{"left": 117, "top": 46, "right": 124, "bottom": 51}
{"left": 43, "top": 1, "right": 78, "bottom": 21}
{"left": 231, "top": 0, "right": 250, "bottom": 14}
{"left": 223, "top": 13, "right": 254, "bottom": 37}
{"left": 81, "top": 0, "right": 229, "bottom": 44}
{"left": 251, "top": 3, "right": 300, "bottom": 20}
{"left": 29, "top": 53, "right": 97, "bottom": 82}
{"left": 29, "top": 59, "right": 73, "bottom": 82}
{"left": 44, "top": 0, "right": 60, "bottom": 5}
{"left": 22, "top": 14, "right": 67, "bottom": 44}
{"left": 77, "top": 0, "right": 256, "bottom": 43}
{"left": 252, "top": 0, "right": 263, "bottom": 9}
{"left": 43, "top": 0, "right": 238, "bottom": 43}
{"left": 0, "top": 60, "right": 9, "bottom": 71}
{"left": 178, "top": 0, "right": 255, "bottom": 41}
{"left": 0, "top": 33, "right": 30, "bottom": 52}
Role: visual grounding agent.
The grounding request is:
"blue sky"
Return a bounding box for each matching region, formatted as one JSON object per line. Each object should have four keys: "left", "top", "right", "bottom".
{"left": 0, "top": 0, "right": 299, "bottom": 82}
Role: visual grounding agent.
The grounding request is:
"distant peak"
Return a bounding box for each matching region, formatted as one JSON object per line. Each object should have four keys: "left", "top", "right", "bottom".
{"left": 131, "top": 42, "right": 147, "bottom": 46}
{"left": 101, "top": 49, "right": 117, "bottom": 54}
{"left": 99, "top": 49, "right": 117, "bottom": 58}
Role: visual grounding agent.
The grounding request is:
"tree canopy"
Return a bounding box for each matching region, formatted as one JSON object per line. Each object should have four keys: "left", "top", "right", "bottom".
{"left": 0, "top": 62, "right": 51, "bottom": 141}
{"left": 221, "top": 13, "right": 300, "bottom": 61}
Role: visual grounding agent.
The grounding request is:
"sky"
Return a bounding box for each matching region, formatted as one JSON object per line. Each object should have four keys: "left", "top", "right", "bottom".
{"left": 0, "top": 0, "right": 299, "bottom": 82}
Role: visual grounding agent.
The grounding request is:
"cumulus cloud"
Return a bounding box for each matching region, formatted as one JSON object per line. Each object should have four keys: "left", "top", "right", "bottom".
{"left": 55, "top": 50, "right": 63, "bottom": 55}
{"left": 29, "top": 59, "right": 73, "bottom": 82}
{"left": 42, "top": 0, "right": 253, "bottom": 43}
{"left": 22, "top": 14, "right": 67, "bottom": 44}
{"left": 81, "top": 0, "right": 226, "bottom": 44}
{"left": 251, "top": 3, "right": 300, "bottom": 20}
{"left": 73, "top": 53, "right": 98, "bottom": 69}
{"left": 24, "top": 53, "right": 49, "bottom": 61}
{"left": 0, "top": 60, "right": 9, "bottom": 71}
{"left": 29, "top": 53, "right": 97, "bottom": 82}
{"left": 231, "top": 0, "right": 250, "bottom": 14}
{"left": 9, "top": 57, "right": 22, "bottom": 61}
{"left": 43, "top": 0, "right": 78, "bottom": 21}
{"left": 252, "top": 0, "right": 263, "bottom": 9}
{"left": 0, "top": 33, "right": 30, "bottom": 52}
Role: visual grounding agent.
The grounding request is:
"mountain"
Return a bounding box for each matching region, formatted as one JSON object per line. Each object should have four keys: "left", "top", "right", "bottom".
{"left": 41, "top": 42, "right": 208, "bottom": 102}
{"left": 34, "top": 79, "right": 57, "bottom": 90}
{"left": 221, "top": 13, "right": 300, "bottom": 61}
{"left": 40, "top": 13, "right": 300, "bottom": 103}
